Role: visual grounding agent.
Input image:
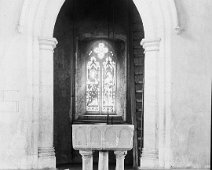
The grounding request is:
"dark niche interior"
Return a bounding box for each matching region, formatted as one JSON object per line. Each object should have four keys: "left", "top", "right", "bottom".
{"left": 53, "top": 0, "right": 144, "bottom": 168}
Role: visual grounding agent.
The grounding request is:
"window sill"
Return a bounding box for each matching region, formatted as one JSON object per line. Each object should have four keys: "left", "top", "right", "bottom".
{"left": 74, "top": 115, "right": 125, "bottom": 124}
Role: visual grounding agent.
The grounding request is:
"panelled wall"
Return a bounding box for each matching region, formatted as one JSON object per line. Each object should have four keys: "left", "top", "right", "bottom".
{"left": 53, "top": 0, "right": 144, "bottom": 166}
{"left": 131, "top": 6, "right": 144, "bottom": 166}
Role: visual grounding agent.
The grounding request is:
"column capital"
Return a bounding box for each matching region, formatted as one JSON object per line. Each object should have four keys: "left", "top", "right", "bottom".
{"left": 38, "top": 37, "right": 58, "bottom": 51}
{"left": 79, "top": 150, "right": 93, "bottom": 170}
{"left": 79, "top": 150, "right": 93, "bottom": 158}
{"left": 114, "top": 151, "right": 127, "bottom": 170}
{"left": 141, "top": 38, "right": 161, "bottom": 53}
{"left": 114, "top": 151, "right": 127, "bottom": 158}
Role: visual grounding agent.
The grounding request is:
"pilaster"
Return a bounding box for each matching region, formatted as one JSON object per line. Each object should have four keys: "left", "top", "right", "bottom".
{"left": 38, "top": 37, "right": 57, "bottom": 168}
{"left": 140, "top": 38, "right": 161, "bottom": 169}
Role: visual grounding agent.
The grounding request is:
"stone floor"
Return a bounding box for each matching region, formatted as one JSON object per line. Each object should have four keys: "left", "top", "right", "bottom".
{"left": 6, "top": 165, "right": 210, "bottom": 170}
{"left": 56, "top": 164, "right": 210, "bottom": 170}
{"left": 56, "top": 164, "right": 211, "bottom": 170}
{"left": 57, "top": 164, "right": 135, "bottom": 170}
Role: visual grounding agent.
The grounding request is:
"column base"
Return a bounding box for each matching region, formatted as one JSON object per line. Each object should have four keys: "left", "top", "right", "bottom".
{"left": 139, "top": 148, "right": 159, "bottom": 169}
{"left": 38, "top": 147, "right": 56, "bottom": 169}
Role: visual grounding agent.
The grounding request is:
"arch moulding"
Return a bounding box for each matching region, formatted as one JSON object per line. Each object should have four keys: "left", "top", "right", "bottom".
{"left": 18, "top": 0, "right": 181, "bottom": 169}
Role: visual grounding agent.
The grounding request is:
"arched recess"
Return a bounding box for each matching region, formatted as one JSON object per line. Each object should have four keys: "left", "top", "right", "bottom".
{"left": 19, "top": 0, "right": 181, "bottom": 168}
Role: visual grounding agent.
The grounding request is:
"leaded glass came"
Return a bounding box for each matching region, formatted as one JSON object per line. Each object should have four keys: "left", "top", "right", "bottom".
{"left": 86, "top": 57, "right": 100, "bottom": 112}
{"left": 102, "top": 56, "right": 116, "bottom": 113}
{"left": 86, "top": 42, "right": 116, "bottom": 114}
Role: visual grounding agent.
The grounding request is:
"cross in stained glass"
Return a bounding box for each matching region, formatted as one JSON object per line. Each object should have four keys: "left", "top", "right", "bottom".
{"left": 86, "top": 41, "right": 116, "bottom": 114}
{"left": 94, "top": 43, "right": 108, "bottom": 59}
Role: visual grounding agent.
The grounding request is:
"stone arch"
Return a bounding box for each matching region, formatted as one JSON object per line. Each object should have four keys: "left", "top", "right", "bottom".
{"left": 18, "top": 0, "right": 181, "bottom": 168}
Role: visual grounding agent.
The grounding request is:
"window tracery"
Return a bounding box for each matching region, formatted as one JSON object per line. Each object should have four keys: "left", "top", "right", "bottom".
{"left": 86, "top": 42, "right": 116, "bottom": 114}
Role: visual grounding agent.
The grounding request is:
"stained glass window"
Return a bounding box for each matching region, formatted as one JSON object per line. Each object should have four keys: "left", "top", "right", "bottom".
{"left": 102, "top": 56, "right": 116, "bottom": 112}
{"left": 86, "top": 42, "right": 116, "bottom": 114}
{"left": 86, "top": 56, "right": 100, "bottom": 112}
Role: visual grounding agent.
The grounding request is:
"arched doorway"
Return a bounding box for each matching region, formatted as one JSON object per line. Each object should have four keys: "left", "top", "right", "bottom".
{"left": 53, "top": 0, "right": 144, "bottom": 168}
{"left": 21, "top": 0, "right": 180, "bottom": 168}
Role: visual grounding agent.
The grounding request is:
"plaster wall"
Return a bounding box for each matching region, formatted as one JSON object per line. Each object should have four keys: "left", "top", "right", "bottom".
{"left": 170, "top": 0, "right": 211, "bottom": 168}
{"left": 0, "top": 0, "right": 211, "bottom": 169}
{"left": 0, "top": 0, "right": 38, "bottom": 169}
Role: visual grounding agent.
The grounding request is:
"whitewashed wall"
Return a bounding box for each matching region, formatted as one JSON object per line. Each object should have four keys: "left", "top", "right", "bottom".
{"left": 0, "top": 0, "right": 211, "bottom": 169}
{"left": 170, "top": 0, "right": 211, "bottom": 168}
{"left": 0, "top": 0, "right": 38, "bottom": 169}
